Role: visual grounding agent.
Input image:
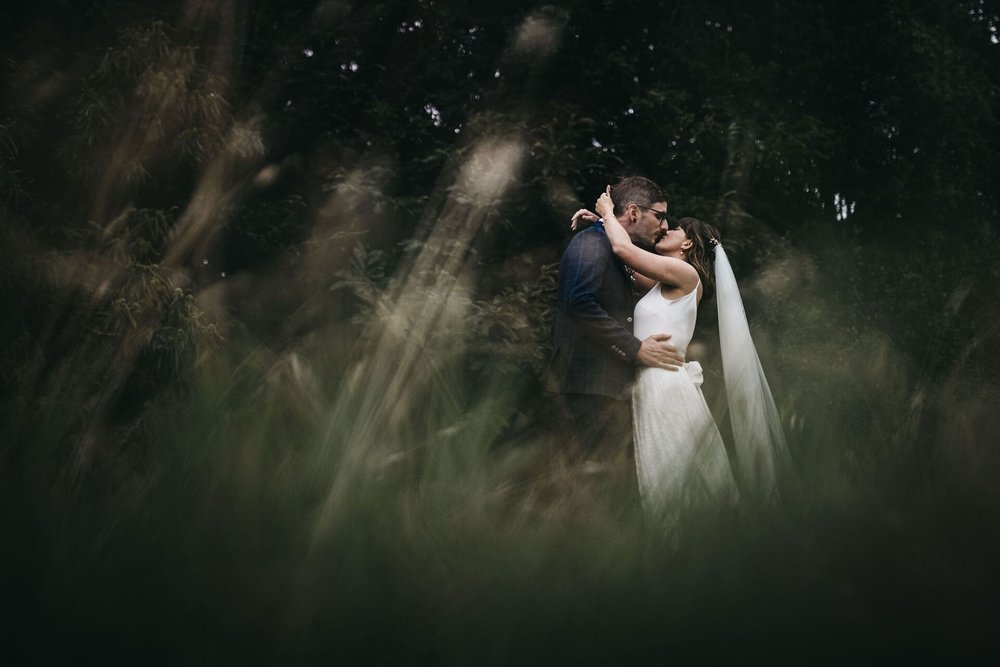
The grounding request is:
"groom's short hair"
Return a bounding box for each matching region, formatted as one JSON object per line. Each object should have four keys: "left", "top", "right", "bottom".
{"left": 610, "top": 176, "right": 667, "bottom": 216}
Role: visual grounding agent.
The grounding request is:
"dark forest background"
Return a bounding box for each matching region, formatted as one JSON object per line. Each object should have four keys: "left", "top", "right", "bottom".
{"left": 2, "top": 0, "right": 1000, "bottom": 662}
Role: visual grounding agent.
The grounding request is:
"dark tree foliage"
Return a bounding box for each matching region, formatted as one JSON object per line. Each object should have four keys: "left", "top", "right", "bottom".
{"left": 4, "top": 0, "right": 994, "bottom": 376}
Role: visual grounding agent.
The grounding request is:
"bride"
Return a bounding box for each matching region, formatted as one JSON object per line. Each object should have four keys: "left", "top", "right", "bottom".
{"left": 578, "top": 187, "right": 789, "bottom": 523}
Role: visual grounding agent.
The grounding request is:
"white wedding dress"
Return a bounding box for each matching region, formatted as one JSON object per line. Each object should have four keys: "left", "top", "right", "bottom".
{"left": 632, "top": 282, "right": 738, "bottom": 523}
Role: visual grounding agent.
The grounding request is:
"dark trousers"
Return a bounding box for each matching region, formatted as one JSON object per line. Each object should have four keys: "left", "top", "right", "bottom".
{"left": 555, "top": 393, "right": 639, "bottom": 509}
{"left": 558, "top": 393, "right": 633, "bottom": 460}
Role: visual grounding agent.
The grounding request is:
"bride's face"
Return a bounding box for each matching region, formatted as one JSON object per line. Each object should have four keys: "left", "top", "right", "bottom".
{"left": 654, "top": 226, "right": 692, "bottom": 257}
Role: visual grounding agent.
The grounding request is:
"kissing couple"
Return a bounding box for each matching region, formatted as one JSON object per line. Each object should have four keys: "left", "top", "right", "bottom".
{"left": 546, "top": 176, "right": 790, "bottom": 526}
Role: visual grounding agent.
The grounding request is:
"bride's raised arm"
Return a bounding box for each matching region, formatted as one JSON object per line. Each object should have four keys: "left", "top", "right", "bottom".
{"left": 594, "top": 188, "right": 698, "bottom": 291}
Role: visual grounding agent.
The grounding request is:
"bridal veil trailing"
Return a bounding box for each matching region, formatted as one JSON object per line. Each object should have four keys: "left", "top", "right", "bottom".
{"left": 713, "top": 242, "right": 791, "bottom": 500}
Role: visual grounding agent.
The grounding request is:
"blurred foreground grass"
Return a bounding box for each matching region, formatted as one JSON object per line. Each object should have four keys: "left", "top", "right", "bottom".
{"left": 2, "top": 160, "right": 998, "bottom": 661}
{"left": 4, "top": 258, "right": 1000, "bottom": 663}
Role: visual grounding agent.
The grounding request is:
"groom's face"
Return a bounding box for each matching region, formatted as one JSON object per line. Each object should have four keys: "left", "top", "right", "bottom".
{"left": 630, "top": 200, "right": 669, "bottom": 249}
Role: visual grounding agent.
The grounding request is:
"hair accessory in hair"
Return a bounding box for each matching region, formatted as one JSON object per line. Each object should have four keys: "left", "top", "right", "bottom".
{"left": 709, "top": 237, "right": 721, "bottom": 248}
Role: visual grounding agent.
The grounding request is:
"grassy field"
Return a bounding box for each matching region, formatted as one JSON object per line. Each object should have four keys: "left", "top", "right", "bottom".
{"left": 4, "top": 236, "right": 999, "bottom": 663}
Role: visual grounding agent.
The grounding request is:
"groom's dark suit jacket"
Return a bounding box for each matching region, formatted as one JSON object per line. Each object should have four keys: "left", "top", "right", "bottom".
{"left": 546, "top": 222, "right": 641, "bottom": 401}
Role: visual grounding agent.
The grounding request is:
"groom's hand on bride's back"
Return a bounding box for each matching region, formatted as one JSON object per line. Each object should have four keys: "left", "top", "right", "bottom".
{"left": 637, "top": 334, "right": 683, "bottom": 370}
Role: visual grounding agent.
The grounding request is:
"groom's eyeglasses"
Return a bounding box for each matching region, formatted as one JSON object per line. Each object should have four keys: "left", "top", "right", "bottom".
{"left": 635, "top": 204, "right": 670, "bottom": 225}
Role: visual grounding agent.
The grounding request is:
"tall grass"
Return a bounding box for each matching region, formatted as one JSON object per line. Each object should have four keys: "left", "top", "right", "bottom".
{"left": 5, "top": 224, "right": 1000, "bottom": 663}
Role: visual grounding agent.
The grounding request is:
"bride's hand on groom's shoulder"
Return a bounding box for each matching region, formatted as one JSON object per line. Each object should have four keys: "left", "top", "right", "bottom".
{"left": 570, "top": 208, "right": 598, "bottom": 231}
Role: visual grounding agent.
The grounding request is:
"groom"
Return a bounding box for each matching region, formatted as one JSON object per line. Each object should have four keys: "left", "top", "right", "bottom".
{"left": 546, "top": 175, "right": 682, "bottom": 460}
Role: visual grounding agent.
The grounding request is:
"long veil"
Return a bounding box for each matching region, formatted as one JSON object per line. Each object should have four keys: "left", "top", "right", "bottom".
{"left": 714, "top": 243, "right": 790, "bottom": 500}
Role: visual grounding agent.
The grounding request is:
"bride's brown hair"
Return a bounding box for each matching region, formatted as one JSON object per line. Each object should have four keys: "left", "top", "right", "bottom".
{"left": 676, "top": 217, "right": 721, "bottom": 296}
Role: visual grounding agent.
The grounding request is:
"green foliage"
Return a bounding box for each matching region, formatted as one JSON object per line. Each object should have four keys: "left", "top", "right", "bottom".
{"left": 0, "top": 119, "right": 30, "bottom": 218}
{"left": 60, "top": 20, "right": 230, "bottom": 186}
{"left": 469, "top": 261, "right": 558, "bottom": 380}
